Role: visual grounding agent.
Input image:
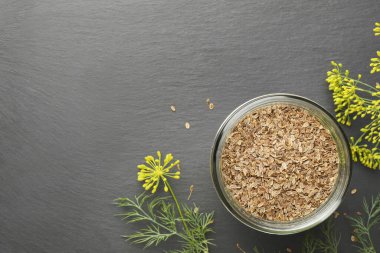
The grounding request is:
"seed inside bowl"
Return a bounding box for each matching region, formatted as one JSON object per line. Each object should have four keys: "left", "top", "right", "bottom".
{"left": 221, "top": 104, "right": 339, "bottom": 221}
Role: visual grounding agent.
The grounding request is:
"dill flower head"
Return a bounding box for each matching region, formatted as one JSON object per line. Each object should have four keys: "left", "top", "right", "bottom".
{"left": 137, "top": 151, "right": 181, "bottom": 193}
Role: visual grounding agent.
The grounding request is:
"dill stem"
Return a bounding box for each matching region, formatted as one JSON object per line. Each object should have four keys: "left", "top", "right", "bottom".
{"left": 354, "top": 131, "right": 367, "bottom": 145}
{"left": 338, "top": 74, "right": 380, "bottom": 92}
{"left": 167, "top": 182, "right": 190, "bottom": 235}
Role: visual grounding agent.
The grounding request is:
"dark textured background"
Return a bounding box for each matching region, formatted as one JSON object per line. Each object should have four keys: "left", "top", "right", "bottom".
{"left": 1, "top": 0, "right": 380, "bottom": 252}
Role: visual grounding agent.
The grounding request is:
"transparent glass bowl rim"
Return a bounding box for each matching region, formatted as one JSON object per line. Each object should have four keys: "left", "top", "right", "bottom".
{"left": 210, "top": 93, "right": 352, "bottom": 235}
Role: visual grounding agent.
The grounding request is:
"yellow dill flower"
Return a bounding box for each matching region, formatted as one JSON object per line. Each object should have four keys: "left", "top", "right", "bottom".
{"left": 137, "top": 151, "right": 180, "bottom": 193}
{"left": 370, "top": 51, "right": 380, "bottom": 74}
{"left": 374, "top": 22, "right": 380, "bottom": 36}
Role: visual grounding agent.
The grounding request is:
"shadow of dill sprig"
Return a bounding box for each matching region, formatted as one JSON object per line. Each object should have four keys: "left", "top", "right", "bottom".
{"left": 347, "top": 194, "right": 380, "bottom": 253}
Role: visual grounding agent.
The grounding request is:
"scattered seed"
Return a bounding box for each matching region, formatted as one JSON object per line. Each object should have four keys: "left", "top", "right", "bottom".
{"left": 206, "top": 98, "right": 211, "bottom": 104}
{"left": 351, "top": 235, "right": 357, "bottom": 242}
{"left": 343, "top": 212, "right": 348, "bottom": 216}
{"left": 170, "top": 105, "right": 176, "bottom": 112}
{"left": 351, "top": 188, "right": 357, "bottom": 195}
{"left": 356, "top": 211, "right": 362, "bottom": 216}
{"left": 334, "top": 211, "right": 340, "bottom": 219}
{"left": 185, "top": 122, "right": 190, "bottom": 129}
{"left": 209, "top": 102, "right": 214, "bottom": 110}
{"left": 286, "top": 248, "right": 292, "bottom": 253}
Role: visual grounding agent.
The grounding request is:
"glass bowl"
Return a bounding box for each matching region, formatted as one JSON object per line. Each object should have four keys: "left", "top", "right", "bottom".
{"left": 210, "top": 93, "right": 352, "bottom": 235}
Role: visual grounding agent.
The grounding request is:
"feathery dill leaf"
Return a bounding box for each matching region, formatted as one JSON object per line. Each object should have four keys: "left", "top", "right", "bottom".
{"left": 315, "top": 218, "right": 341, "bottom": 253}
{"left": 115, "top": 193, "right": 214, "bottom": 252}
{"left": 299, "top": 218, "right": 340, "bottom": 253}
{"left": 301, "top": 234, "right": 318, "bottom": 253}
{"left": 348, "top": 194, "right": 380, "bottom": 253}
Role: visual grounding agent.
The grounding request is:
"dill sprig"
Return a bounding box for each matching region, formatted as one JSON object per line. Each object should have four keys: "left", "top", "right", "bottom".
{"left": 326, "top": 22, "right": 380, "bottom": 170}
{"left": 347, "top": 195, "right": 380, "bottom": 253}
{"left": 115, "top": 151, "right": 214, "bottom": 252}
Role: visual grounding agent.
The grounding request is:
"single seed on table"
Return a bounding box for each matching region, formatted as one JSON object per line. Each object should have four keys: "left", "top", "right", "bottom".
{"left": 209, "top": 102, "right": 214, "bottom": 110}
{"left": 185, "top": 122, "right": 190, "bottom": 129}
{"left": 170, "top": 105, "right": 176, "bottom": 112}
{"left": 351, "top": 188, "right": 357, "bottom": 195}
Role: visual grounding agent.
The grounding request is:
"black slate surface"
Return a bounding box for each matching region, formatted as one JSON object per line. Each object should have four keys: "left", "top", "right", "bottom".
{"left": 1, "top": 0, "right": 380, "bottom": 252}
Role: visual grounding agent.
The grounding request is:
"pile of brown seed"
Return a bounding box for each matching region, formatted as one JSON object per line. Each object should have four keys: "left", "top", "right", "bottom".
{"left": 221, "top": 104, "right": 339, "bottom": 221}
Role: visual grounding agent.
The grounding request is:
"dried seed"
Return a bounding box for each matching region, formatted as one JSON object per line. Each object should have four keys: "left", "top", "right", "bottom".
{"left": 170, "top": 105, "right": 176, "bottom": 112}
{"left": 356, "top": 211, "right": 362, "bottom": 216}
{"left": 351, "top": 235, "right": 357, "bottom": 242}
{"left": 209, "top": 102, "right": 214, "bottom": 110}
{"left": 185, "top": 122, "right": 190, "bottom": 129}
{"left": 206, "top": 98, "right": 211, "bottom": 104}
{"left": 221, "top": 104, "right": 339, "bottom": 221}
{"left": 334, "top": 211, "right": 340, "bottom": 219}
{"left": 286, "top": 248, "right": 292, "bottom": 253}
{"left": 351, "top": 188, "right": 357, "bottom": 195}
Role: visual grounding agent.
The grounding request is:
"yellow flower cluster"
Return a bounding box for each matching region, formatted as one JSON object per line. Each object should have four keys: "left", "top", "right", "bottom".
{"left": 326, "top": 62, "right": 366, "bottom": 126}
{"left": 370, "top": 51, "right": 380, "bottom": 74}
{"left": 137, "top": 151, "right": 180, "bottom": 193}
{"left": 371, "top": 23, "right": 380, "bottom": 74}
{"left": 374, "top": 22, "right": 380, "bottom": 36}
{"left": 350, "top": 138, "right": 380, "bottom": 169}
{"left": 326, "top": 59, "right": 380, "bottom": 170}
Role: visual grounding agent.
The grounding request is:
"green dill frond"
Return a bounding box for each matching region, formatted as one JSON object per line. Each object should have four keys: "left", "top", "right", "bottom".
{"left": 300, "top": 218, "right": 340, "bottom": 253}
{"left": 315, "top": 218, "right": 341, "bottom": 253}
{"left": 348, "top": 195, "right": 380, "bottom": 253}
{"left": 126, "top": 224, "right": 176, "bottom": 248}
{"left": 115, "top": 193, "right": 214, "bottom": 252}
{"left": 301, "top": 234, "right": 318, "bottom": 253}
{"left": 115, "top": 194, "right": 179, "bottom": 248}
{"left": 175, "top": 204, "right": 215, "bottom": 253}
